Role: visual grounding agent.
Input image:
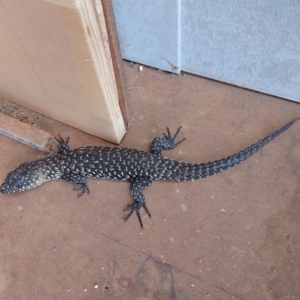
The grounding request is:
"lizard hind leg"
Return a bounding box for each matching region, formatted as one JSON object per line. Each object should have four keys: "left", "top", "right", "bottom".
{"left": 151, "top": 126, "right": 186, "bottom": 156}
{"left": 124, "top": 177, "right": 153, "bottom": 228}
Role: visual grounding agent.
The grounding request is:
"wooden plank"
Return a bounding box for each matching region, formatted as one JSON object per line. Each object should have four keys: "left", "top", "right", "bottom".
{"left": 0, "top": 112, "right": 56, "bottom": 153}
{"left": 0, "top": 0, "right": 126, "bottom": 143}
{"left": 100, "top": 0, "right": 132, "bottom": 127}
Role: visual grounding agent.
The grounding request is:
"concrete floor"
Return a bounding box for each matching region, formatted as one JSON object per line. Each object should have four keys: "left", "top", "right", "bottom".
{"left": 1, "top": 62, "right": 300, "bottom": 299}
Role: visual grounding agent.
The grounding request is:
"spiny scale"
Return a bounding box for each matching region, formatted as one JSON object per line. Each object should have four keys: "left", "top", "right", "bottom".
{"left": 1, "top": 118, "right": 299, "bottom": 228}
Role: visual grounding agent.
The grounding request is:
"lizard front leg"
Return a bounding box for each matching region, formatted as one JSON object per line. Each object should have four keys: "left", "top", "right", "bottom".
{"left": 61, "top": 173, "right": 90, "bottom": 198}
{"left": 55, "top": 135, "right": 70, "bottom": 154}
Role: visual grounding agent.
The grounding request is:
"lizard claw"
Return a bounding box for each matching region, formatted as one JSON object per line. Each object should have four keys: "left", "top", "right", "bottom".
{"left": 73, "top": 184, "right": 90, "bottom": 198}
{"left": 163, "top": 126, "right": 186, "bottom": 148}
{"left": 124, "top": 202, "right": 151, "bottom": 228}
{"left": 151, "top": 126, "right": 186, "bottom": 155}
{"left": 55, "top": 135, "right": 70, "bottom": 153}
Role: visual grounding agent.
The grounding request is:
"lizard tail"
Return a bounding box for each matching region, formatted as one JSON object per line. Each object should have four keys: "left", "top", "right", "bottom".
{"left": 167, "top": 117, "right": 300, "bottom": 182}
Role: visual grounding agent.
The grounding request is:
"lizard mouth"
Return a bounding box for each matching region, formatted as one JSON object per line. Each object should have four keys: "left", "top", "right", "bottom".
{"left": 0, "top": 185, "right": 8, "bottom": 194}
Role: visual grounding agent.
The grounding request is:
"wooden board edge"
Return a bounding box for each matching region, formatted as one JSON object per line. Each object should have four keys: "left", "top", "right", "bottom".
{"left": 77, "top": 0, "right": 126, "bottom": 143}
{"left": 98, "top": 0, "right": 132, "bottom": 128}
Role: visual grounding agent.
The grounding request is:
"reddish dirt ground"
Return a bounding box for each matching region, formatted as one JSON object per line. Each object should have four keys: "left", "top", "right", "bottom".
{"left": 0, "top": 61, "right": 299, "bottom": 299}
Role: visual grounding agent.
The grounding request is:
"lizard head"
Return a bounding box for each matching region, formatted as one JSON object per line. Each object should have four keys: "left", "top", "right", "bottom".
{"left": 0, "top": 161, "right": 49, "bottom": 194}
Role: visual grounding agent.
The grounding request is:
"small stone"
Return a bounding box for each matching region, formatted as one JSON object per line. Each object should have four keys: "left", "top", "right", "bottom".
{"left": 181, "top": 204, "right": 187, "bottom": 211}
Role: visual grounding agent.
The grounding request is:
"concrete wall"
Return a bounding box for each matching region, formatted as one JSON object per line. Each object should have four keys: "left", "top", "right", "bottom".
{"left": 112, "top": 0, "right": 300, "bottom": 102}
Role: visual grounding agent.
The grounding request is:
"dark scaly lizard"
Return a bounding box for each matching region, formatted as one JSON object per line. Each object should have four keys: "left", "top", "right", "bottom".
{"left": 0, "top": 118, "right": 299, "bottom": 228}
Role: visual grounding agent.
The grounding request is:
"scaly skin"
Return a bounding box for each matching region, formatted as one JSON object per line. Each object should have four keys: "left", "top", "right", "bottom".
{"left": 1, "top": 118, "right": 299, "bottom": 228}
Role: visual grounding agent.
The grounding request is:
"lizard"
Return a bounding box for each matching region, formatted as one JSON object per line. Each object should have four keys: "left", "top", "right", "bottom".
{"left": 0, "top": 117, "right": 299, "bottom": 228}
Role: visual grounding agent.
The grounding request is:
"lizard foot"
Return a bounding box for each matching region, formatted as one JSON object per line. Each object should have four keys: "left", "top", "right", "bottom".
{"left": 55, "top": 135, "right": 70, "bottom": 153}
{"left": 163, "top": 126, "right": 186, "bottom": 148}
{"left": 74, "top": 183, "right": 90, "bottom": 198}
{"left": 151, "top": 126, "right": 186, "bottom": 155}
{"left": 124, "top": 202, "right": 151, "bottom": 228}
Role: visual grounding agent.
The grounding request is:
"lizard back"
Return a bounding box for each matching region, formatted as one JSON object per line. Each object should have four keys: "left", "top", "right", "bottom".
{"left": 1, "top": 117, "right": 299, "bottom": 228}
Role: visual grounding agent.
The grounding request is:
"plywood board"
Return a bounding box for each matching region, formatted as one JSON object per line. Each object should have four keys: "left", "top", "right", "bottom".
{"left": 0, "top": 0, "right": 126, "bottom": 143}
{"left": 101, "top": 0, "right": 131, "bottom": 126}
